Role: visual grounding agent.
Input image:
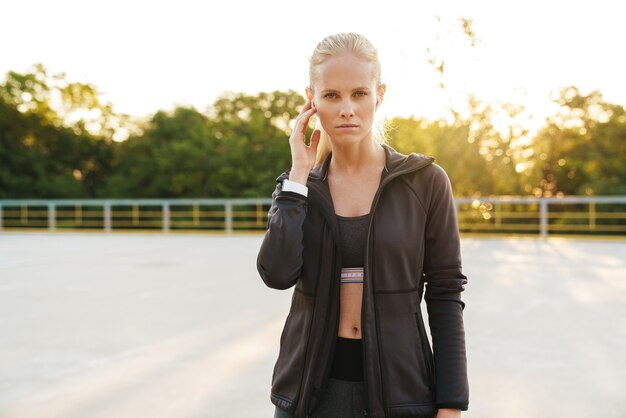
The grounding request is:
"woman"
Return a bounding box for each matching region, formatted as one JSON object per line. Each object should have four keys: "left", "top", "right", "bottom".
{"left": 257, "top": 32, "right": 469, "bottom": 418}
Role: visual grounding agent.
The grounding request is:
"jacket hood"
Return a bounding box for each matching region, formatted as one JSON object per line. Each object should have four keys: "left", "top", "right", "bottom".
{"left": 275, "top": 143, "right": 436, "bottom": 239}
{"left": 276, "top": 143, "right": 435, "bottom": 184}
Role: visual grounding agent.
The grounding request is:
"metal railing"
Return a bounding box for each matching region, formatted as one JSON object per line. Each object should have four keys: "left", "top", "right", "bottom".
{"left": 0, "top": 199, "right": 262, "bottom": 233}
{"left": 1, "top": 196, "right": 625, "bottom": 237}
{"left": 455, "top": 196, "right": 626, "bottom": 237}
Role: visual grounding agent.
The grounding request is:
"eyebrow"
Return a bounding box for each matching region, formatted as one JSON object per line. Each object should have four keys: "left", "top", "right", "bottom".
{"left": 320, "top": 87, "right": 371, "bottom": 93}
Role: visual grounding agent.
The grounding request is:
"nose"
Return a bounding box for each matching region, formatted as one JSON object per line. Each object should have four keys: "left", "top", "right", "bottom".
{"left": 339, "top": 99, "right": 355, "bottom": 118}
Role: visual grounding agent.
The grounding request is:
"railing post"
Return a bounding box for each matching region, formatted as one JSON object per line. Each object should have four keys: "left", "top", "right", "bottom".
{"left": 21, "top": 204, "right": 28, "bottom": 225}
{"left": 539, "top": 199, "right": 548, "bottom": 237}
{"left": 495, "top": 201, "right": 501, "bottom": 230}
{"left": 48, "top": 203, "right": 56, "bottom": 231}
{"left": 132, "top": 204, "right": 139, "bottom": 226}
{"left": 193, "top": 203, "right": 200, "bottom": 226}
{"left": 589, "top": 201, "right": 596, "bottom": 230}
{"left": 225, "top": 202, "right": 233, "bottom": 233}
{"left": 163, "top": 202, "right": 170, "bottom": 232}
{"left": 76, "top": 204, "right": 82, "bottom": 226}
{"left": 256, "top": 202, "right": 263, "bottom": 227}
{"left": 104, "top": 202, "right": 112, "bottom": 232}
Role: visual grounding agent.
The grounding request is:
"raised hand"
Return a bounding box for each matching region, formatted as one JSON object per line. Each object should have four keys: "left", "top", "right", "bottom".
{"left": 288, "top": 98, "right": 321, "bottom": 184}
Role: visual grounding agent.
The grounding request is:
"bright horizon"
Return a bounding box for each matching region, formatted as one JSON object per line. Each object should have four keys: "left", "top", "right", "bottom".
{"left": 2, "top": 0, "right": 625, "bottom": 139}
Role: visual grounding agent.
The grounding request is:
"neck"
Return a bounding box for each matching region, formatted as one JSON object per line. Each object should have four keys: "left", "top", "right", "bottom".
{"left": 328, "top": 137, "right": 385, "bottom": 176}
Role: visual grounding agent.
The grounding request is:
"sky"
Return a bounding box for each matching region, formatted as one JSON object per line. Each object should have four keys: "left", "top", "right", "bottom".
{"left": 2, "top": 0, "right": 625, "bottom": 137}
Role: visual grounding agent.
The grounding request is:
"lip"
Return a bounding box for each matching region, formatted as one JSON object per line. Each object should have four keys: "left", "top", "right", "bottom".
{"left": 336, "top": 124, "right": 359, "bottom": 128}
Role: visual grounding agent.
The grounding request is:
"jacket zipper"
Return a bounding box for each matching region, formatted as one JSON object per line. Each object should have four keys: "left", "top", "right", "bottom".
{"left": 362, "top": 222, "right": 372, "bottom": 415}
{"left": 364, "top": 161, "right": 435, "bottom": 415}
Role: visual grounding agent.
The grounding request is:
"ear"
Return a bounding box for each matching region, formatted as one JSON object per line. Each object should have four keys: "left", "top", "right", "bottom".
{"left": 305, "top": 86, "right": 313, "bottom": 101}
{"left": 376, "top": 83, "right": 387, "bottom": 108}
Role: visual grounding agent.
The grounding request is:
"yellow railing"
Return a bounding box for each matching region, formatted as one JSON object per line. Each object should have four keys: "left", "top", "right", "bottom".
{"left": 455, "top": 197, "right": 626, "bottom": 236}
{"left": 1, "top": 197, "right": 625, "bottom": 237}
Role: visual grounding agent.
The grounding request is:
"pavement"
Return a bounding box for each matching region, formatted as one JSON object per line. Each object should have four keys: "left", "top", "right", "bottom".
{"left": 0, "top": 232, "right": 624, "bottom": 418}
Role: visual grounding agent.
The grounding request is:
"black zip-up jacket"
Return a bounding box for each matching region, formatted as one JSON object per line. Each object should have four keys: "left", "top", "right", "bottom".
{"left": 257, "top": 143, "right": 469, "bottom": 417}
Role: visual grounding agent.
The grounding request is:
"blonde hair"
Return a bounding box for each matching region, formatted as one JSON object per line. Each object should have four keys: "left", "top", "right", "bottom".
{"left": 308, "top": 32, "right": 389, "bottom": 166}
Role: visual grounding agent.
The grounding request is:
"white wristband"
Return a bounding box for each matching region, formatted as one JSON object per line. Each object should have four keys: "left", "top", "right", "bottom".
{"left": 282, "top": 179, "right": 308, "bottom": 197}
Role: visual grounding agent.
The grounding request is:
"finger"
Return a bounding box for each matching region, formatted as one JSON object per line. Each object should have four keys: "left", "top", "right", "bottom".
{"left": 296, "top": 108, "right": 317, "bottom": 133}
{"left": 297, "top": 105, "right": 315, "bottom": 121}
{"left": 298, "top": 99, "right": 313, "bottom": 116}
{"left": 309, "top": 129, "right": 321, "bottom": 151}
{"left": 295, "top": 106, "right": 313, "bottom": 124}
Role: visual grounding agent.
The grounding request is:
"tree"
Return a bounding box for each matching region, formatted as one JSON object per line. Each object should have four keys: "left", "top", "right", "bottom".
{"left": 527, "top": 87, "right": 626, "bottom": 196}
{"left": 103, "top": 107, "right": 217, "bottom": 197}
{"left": 103, "top": 89, "right": 303, "bottom": 198}
{"left": 206, "top": 90, "right": 302, "bottom": 197}
{"left": 0, "top": 65, "right": 114, "bottom": 198}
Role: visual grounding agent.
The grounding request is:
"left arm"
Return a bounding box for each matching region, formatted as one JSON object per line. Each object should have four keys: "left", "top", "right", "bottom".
{"left": 422, "top": 164, "right": 469, "bottom": 412}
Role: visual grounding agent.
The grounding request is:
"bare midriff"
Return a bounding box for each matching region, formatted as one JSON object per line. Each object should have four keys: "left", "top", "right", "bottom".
{"left": 338, "top": 283, "right": 363, "bottom": 338}
{"left": 326, "top": 143, "right": 387, "bottom": 340}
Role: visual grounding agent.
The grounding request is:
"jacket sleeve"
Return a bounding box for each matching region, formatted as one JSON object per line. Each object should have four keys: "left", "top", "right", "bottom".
{"left": 256, "top": 176, "right": 309, "bottom": 290}
{"left": 422, "top": 164, "right": 469, "bottom": 411}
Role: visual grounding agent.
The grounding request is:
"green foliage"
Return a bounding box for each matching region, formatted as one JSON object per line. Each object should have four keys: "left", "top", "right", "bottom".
{"left": 1, "top": 64, "right": 624, "bottom": 199}
{"left": 387, "top": 116, "right": 485, "bottom": 197}
{"left": 102, "top": 107, "right": 218, "bottom": 198}
{"left": 102, "top": 91, "right": 301, "bottom": 198}
{"left": 386, "top": 97, "right": 528, "bottom": 197}
{"left": 207, "top": 90, "right": 302, "bottom": 197}
{"left": 0, "top": 88, "right": 112, "bottom": 198}
{"left": 526, "top": 87, "right": 626, "bottom": 197}
{"left": 0, "top": 63, "right": 130, "bottom": 139}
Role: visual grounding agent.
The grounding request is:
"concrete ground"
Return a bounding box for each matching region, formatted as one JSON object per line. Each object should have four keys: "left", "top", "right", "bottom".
{"left": 0, "top": 232, "right": 624, "bottom": 418}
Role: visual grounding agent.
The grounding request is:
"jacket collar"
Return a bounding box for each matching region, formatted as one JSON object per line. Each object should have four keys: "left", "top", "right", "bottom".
{"left": 276, "top": 142, "right": 435, "bottom": 185}
{"left": 314, "top": 142, "right": 435, "bottom": 182}
{"left": 275, "top": 142, "right": 435, "bottom": 243}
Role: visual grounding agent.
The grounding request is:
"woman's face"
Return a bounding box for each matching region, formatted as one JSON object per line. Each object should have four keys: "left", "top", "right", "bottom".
{"left": 308, "top": 53, "right": 385, "bottom": 146}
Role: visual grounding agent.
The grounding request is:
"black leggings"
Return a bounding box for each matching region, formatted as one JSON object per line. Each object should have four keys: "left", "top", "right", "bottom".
{"left": 274, "top": 337, "right": 368, "bottom": 417}
{"left": 329, "top": 336, "right": 364, "bottom": 381}
{"left": 274, "top": 378, "right": 368, "bottom": 418}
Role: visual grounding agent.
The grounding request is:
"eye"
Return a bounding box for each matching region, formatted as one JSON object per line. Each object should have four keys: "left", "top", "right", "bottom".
{"left": 323, "top": 92, "right": 337, "bottom": 99}
{"left": 354, "top": 91, "right": 368, "bottom": 97}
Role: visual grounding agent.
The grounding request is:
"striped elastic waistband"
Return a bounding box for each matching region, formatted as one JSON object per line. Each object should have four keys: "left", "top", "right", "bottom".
{"left": 340, "top": 267, "right": 364, "bottom": 283}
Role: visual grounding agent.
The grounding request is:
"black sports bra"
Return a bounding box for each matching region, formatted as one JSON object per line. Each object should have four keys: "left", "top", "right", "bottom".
{"left": 336, "top": 212, "right": 369, "bottom": 283}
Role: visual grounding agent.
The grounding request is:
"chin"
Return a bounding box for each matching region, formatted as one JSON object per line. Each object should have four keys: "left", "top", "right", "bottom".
{"left": 330, "top": 133, "right": 367, "bottom": 146}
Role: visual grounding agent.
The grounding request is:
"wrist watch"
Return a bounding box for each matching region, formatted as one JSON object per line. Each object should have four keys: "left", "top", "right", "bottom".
{"left": 282, "top": 179, "right": 308, "bottom": 197}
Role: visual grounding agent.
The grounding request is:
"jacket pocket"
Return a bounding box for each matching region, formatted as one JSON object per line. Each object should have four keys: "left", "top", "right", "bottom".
{"left": 415, "top": 309, "right": 435, "bottom": 390}
{"left": 376, "top": 292, "right": 434, "bottom": 406}
{"left": 271, "top": 289, "right": 315, "bottom": 404}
